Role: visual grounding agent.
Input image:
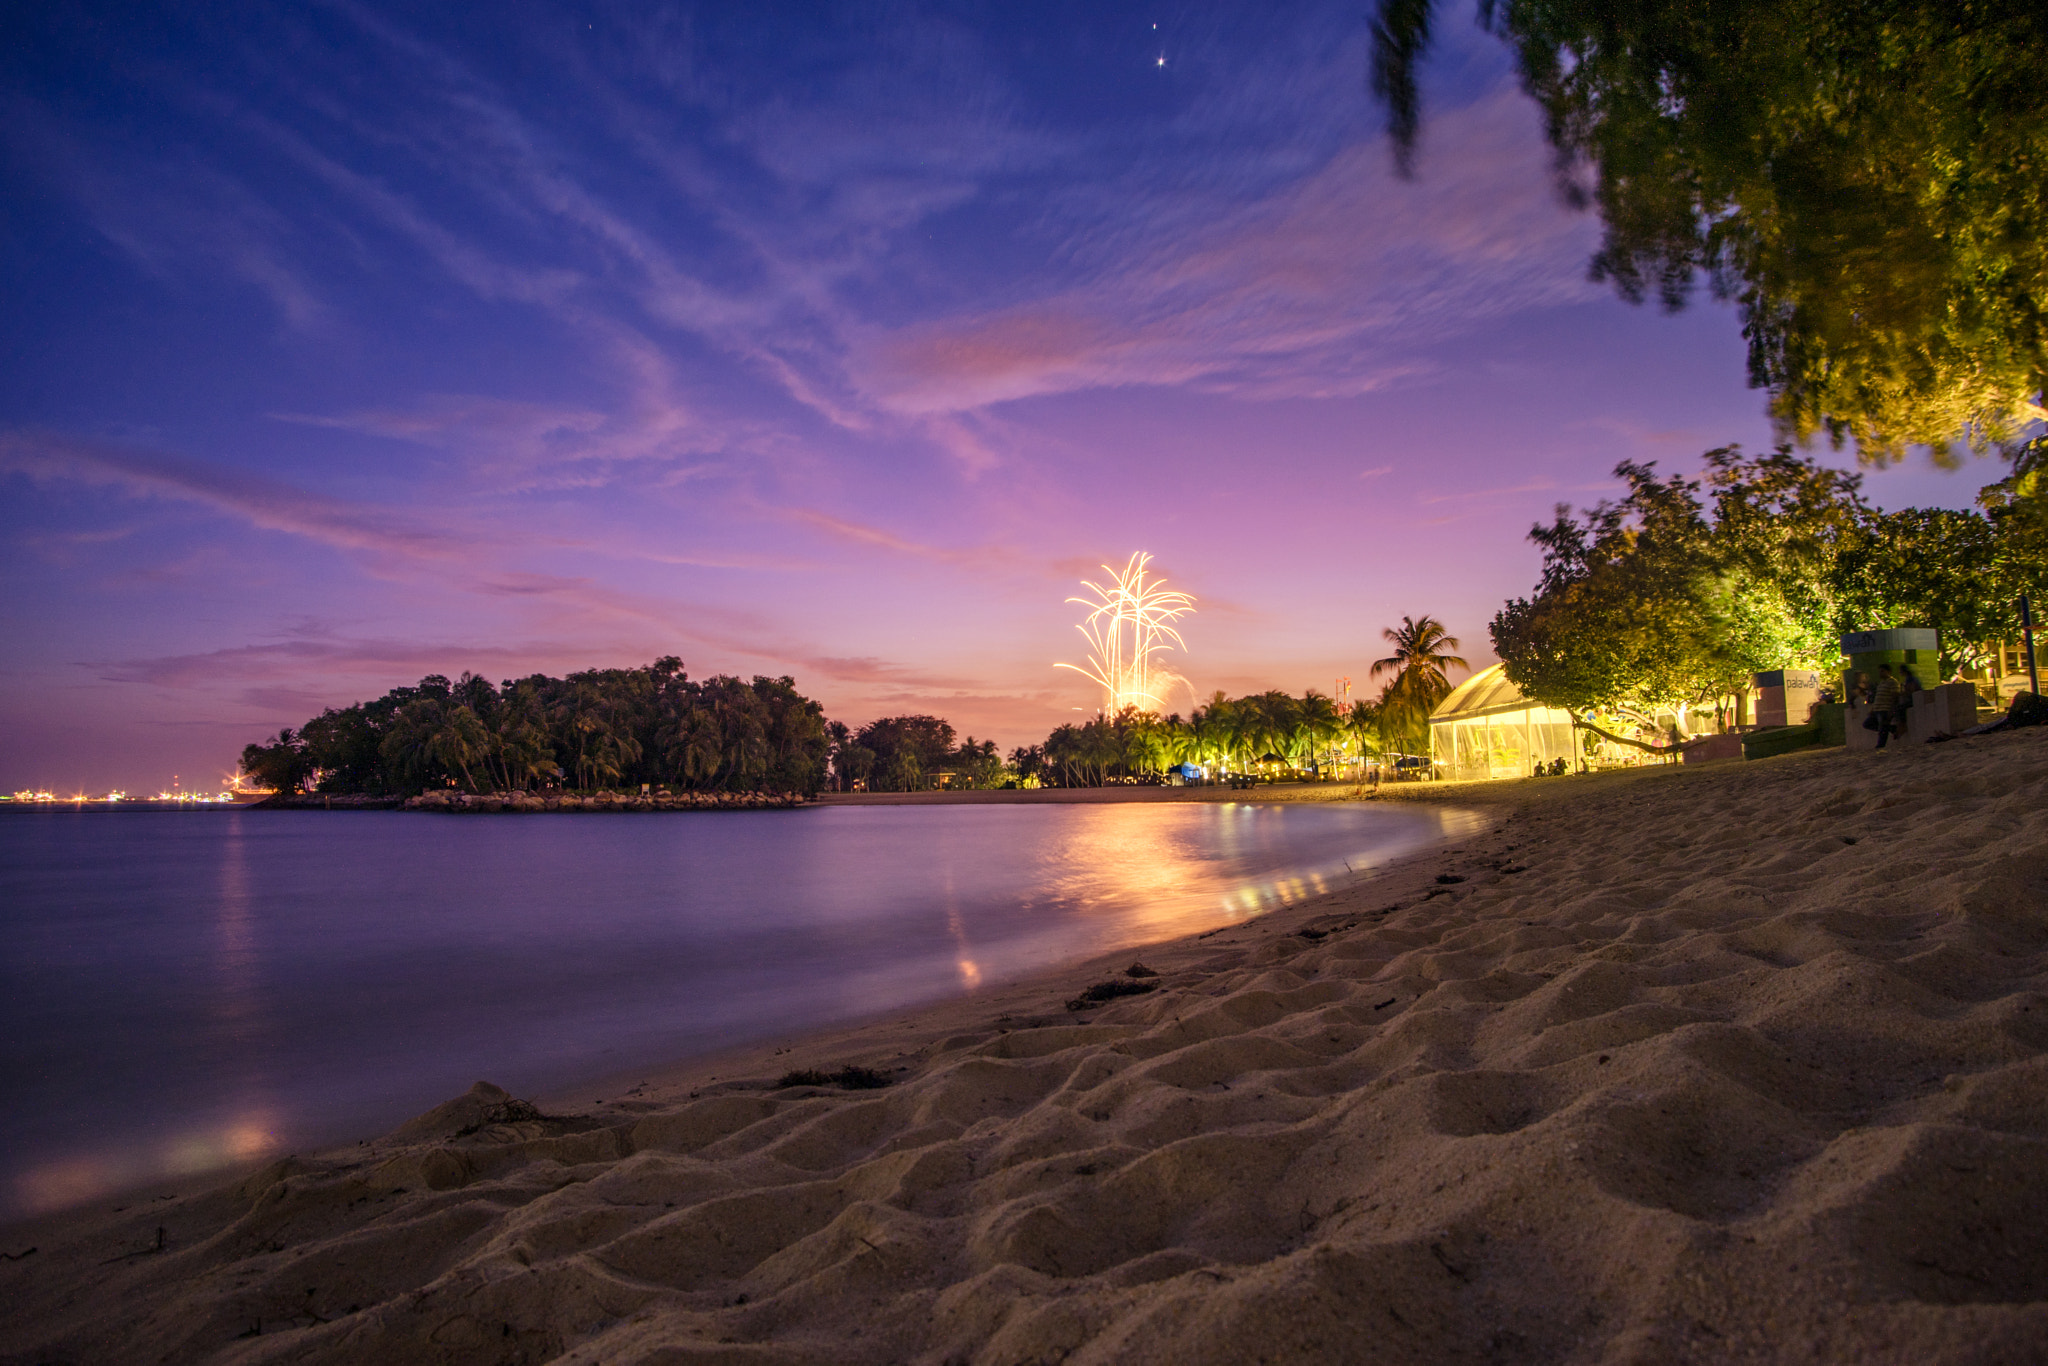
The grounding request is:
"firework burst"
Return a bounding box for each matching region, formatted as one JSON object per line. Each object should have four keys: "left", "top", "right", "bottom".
{"left": 1056, "top": 552, "right": 1195, "bottom": 713}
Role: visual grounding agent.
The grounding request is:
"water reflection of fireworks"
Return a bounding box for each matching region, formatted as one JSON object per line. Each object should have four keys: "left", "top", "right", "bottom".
{"left": 1056, "top": 551, "right": 1195, "bottom": 713}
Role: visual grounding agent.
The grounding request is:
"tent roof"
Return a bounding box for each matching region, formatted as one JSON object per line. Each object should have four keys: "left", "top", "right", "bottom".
{"left": 1429, "top": 664, "right": 1554, "bottom": 723}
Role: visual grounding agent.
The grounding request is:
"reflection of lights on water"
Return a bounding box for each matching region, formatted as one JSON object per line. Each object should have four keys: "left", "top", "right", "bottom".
{"left": 1041, "top": 805, "right": 1490, "bottom": 938}
{"left": 947, "top": 910, "right": 983, "bottom": 990}
{"left": 943, "top": 879, "right": 983, "bottom": 991}
{"left": 1222, "top": 868, "right": 1334, "bottom": 919}
{"left": 1028, "top": 803, "right": 1450, "bottom": 939}
{"left": 4, "top": 789, "right": 237, "bottom": 804}
{"left": 14, "top": 1115, "right": 280, "bottom": 1216}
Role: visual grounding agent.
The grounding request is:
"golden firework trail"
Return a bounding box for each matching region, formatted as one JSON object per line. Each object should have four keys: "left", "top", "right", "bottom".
{"left": 1055, "top": 551, "right": 1195, "bottom": 713}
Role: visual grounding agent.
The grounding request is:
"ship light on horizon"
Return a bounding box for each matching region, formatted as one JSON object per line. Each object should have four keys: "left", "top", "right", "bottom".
{"left": 1056, "top": 551, "right": 1196, "bottom": 714}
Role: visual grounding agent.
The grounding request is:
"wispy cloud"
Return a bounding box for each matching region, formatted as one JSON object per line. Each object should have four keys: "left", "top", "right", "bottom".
{"left": 0, "top": 430, "right": 469, "bottom": 564}
{"left": 1417, "top": 478, "right": 1559, "bottom": 506}
{"left": 2, "top": 426, "right": 821, "bottom": 579}
{"left": 53, "top": 130, "right": 331, "bottom": 334}
{"left": 856, "top": 90, "right": 1596, "bottom": 415}
{"left": 774, "top": 506, "right": 985, "bottom": 565}
{"left": 1566, "top": 415, "right": 1708, "bottom": 450}
{"left": 87, "top": 611, "right": 980, "bottom": 701}
{"left": 87, "top": 635, "right": 548, "bottom": 690}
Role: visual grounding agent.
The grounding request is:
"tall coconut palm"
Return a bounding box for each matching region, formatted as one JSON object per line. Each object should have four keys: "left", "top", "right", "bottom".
{"left": 1372, "top": 615, "right": 1468, "bottom": 755}
{"left": 659, "top": 703, "right": 722, "bottom": 787}
{"left": 429, "top": 704, "right": 492, "bottom": 792}
{"left": 1295, "top": 690, "right": 1342, "bottom": 778}
{"left": 378, "top": 699, "right": 445, "bottom": 791}
{"left": 494, "top": 689, "right": 556, "bottom": 790}
{"left": 1249, "top": 691, "right": 1298, "bottom": 768}
{"left": 1042, "top": 724, "right": 1073, "bottom": 787}
{"left": 1192, "top": 691, "right": 1238, "bottom": 771}
{"left": 1346, "top": 698, "right": 1384, "bottom": 765}
{"left": 1157, "top": 714, "right": 1195, "bottom": 768}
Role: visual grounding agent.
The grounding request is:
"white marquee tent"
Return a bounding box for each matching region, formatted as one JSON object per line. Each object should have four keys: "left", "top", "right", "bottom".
{"left": 1428, "top": 664, "right": 1579, "bottom": 781}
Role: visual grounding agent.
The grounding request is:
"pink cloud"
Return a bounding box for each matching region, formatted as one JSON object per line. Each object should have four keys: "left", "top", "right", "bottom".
{"left": 776, "top": 506, "right": 983, "bottom": 564}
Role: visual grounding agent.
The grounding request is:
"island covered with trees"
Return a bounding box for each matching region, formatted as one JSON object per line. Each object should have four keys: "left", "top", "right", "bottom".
{"left": 240, "top": 658, "right": 831, "bottom": 802}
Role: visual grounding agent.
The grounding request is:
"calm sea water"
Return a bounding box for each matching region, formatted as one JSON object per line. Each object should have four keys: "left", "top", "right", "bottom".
{"left": 0, "top": 800, "right": 1478, "bottom": 1218}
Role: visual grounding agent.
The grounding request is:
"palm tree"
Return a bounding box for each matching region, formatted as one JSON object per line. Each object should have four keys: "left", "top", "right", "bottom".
{"left": 1106, "top": 705, "right": 1149, "bottom": 780}
{"left": 700, "top": 677, "right": 765, "bottom": 788}
{"left": 1191, "top": 691, "right": 1236, "bottom": 772}
{"left": 1372, "top": 615, "right": 1468, "bottom": 755}
{"left": 1153, "top": 715, "right": 1185, "bottom": 768}
{"left": 1249, "top": 691, "right": 1298, "bottom": 770}
{"left": 1295, "top": 690, "right": 1342, "bottom": 778}
{"left": 887, "top": 745, "right": 926, "bottom": 791}
{"left": 429, "top": 705, "right": 492, "bottom": 791}
{"left": 494, "top": 689, "right": 555, "bottom": 790}
{"left": 378, "top": 700, "right": 445, "bottom": 791}
{"left": 658, "top": 703, "right": 721, "bottom": 787}
{"left": 1346, "top": 698, "right": 1384, "bottom": 769}
{"left": 1008, "top": 744, "right": 1046, "bottom": 786}
{"left": 1044, "top": 724, "right": 1080, "bottom": 787}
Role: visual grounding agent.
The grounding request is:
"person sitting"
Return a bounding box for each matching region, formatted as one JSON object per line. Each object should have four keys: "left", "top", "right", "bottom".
{"left": 1870, "top": 665, "right": 1902, "bottom": 750}
{"left": 1896, "top": 662, "right": 1923, "bottom": 737}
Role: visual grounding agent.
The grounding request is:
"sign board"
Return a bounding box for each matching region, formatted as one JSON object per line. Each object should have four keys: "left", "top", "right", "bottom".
{"left": 1839, "top": 628, "right": 1938, "bottom": 654}
{"left": 1752, "top": 669, "right": 1819, "bottom": 691}
{"left": 1753, "top": 668, "right": 1822, "bottom": 728}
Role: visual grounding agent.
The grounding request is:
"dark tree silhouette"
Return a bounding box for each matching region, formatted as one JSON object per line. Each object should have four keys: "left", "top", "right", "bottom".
{"left": 242, "top": 660, "right": 829, "bottom": 797}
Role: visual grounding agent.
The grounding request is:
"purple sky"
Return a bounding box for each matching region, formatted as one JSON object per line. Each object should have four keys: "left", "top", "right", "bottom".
{"left": 0, "top": 2, "right": 1989, "bottom": 792}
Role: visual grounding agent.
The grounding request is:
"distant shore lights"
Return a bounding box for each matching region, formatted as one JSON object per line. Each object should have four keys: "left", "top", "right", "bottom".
{"left": 1056, "top": 551, "right": 1195, "bottom": 714}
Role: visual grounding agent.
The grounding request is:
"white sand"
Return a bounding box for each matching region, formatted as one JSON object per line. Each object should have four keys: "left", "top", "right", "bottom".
{"left": 5, "top": 729, "right": 2047, "bottom": 1364}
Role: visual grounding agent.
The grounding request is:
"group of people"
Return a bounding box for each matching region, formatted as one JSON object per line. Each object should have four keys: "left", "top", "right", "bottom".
{"left": 1855, "top": 663, "right": 1924, "bottom": 750}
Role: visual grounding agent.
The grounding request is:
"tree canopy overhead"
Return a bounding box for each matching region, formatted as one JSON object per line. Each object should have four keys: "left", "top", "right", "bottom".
{"left": 1373, "top": 0, "right": 2048, "bottom": 462}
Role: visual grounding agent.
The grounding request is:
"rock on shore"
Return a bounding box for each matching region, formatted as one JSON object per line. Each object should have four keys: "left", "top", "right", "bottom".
{"left": 402, "top": 789, "right": 811, "bottom": 813}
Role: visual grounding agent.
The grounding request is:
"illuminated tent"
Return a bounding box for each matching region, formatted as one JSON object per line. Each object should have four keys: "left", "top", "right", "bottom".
{"left": 1428, "top": 664, "right": 1579, "bottom": 781}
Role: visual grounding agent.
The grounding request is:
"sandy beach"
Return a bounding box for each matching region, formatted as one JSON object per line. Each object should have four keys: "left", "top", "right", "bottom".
{"left": 5, "top": 729, "right": 2046, "bottom": 1365}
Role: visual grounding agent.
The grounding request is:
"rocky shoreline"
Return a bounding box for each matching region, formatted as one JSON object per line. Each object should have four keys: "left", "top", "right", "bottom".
{"left": 404, "top": 788, "right": 811, "bottom": 813}
{"left": 251, "top": 789, "right": 812, "bottom": 812}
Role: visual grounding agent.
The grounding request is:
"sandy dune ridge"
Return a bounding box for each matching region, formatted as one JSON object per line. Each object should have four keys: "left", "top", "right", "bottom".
{"left": 5, "top": 730, "right": 2047, "bottom": 1364}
